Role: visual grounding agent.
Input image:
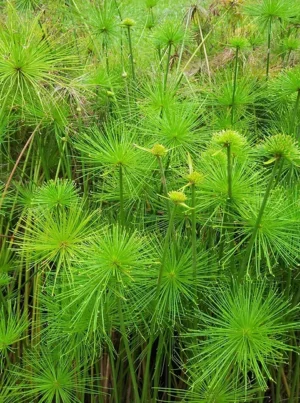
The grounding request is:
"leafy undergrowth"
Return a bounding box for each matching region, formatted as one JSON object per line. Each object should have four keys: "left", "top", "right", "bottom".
{"left": 0, "top": 0, "right": 300, "bottom": 402}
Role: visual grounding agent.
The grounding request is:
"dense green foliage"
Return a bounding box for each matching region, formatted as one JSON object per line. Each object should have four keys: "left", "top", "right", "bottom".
{"left": 1, "top": 0, "right": 300, "bottom": 401}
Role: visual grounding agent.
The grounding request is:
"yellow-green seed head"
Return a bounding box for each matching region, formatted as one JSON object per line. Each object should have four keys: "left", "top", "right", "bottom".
{"left": 151, "top": 143, "right": 167, "bottom": 157}
{"left": 260, "top": 133, "right": 300, "bottom": 164}
{"left": 212, "top": 130, "right": 247, "bottom": 149}
{"left": 168, "top": 191, "right": 187, "bottom": 204}
{"left": 186, "top": 171, "right": 204, "bottom": 185}
{"left": 228, "top": 36, "right": 249, "bottom": 50}
{"left": 121, "top": 18, "right": 136, "bottom": 27}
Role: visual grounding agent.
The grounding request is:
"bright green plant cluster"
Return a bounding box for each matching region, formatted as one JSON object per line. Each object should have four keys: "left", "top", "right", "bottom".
{"left": 0, "top": 0, "right": 300, "bottom": 402}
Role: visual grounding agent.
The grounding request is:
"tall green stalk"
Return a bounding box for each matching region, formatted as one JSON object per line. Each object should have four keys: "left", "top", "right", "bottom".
{"left": 276, "top": 364, "right": 283, "bottom": 403}
{"left": 266, "top": 17, "right": 273, "bottom": 81}
{"left": 152, "top": 331, "right": 165, "bottom": 402}
{"left": 157, "top": 156, "right": 168, "bottom": 197}
{"left": 290, "top": 350, "right": 300, "bottom": 402}
{"left": 218, "top": 144, "right": 233, "bottom": 265}
{"left": 104, "top": 40, "right": 109, "bottom": 75}
{"left": 156, "top": 205, "right": 176, "bottom": 301}
{"left": 227, "top": 145, "right": 233, "bottom": 201}
{"left": 117, "top": 293, "right": 140, "bottom": 402}
{"left": 164, "top": 43, "right": 172, "bottom": 93}
{"left": 108, "top": 347, "right": 119, "bottom": 403}
{"left": 231, "top": 47, "right": 239, "bottom": 125}
{"left": 119, "top": 165, "right": 124, "bottom": 227}
{"left": 241, "top": 158, "right": 280, "bottom": 276}
{"left": 141, "top": 205, "right": 177, "bottom": 402}
{"left": 157, "top": 155, "right": 170, "bottom": 216}
{"left": 191, "top": 184, "right": 197, "bottom": 284}
{"left": 292, "top": 89, "right": 300, "bottom": 138}
{"left": 127, "top": 26, "right": 135, "bottom": 81}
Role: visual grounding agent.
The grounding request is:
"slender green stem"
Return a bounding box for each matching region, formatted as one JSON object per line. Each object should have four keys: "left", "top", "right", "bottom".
{"left": 191, "top": 184, "right": 197, "bottom": 283}
{"left": 276, "top": 367, "right": 282, "bottom": 403}
{"left": 157, "top": 45, "right": 162, "bottom": 63}
{"left": 117, "top": 295, "right": 140, "bottom": 402}
{"left": 31, "top": 269, "right": 40, "bottom": 347}
{"left": 219, "top": 144, "right": 233, "bottom": 263}
{"left": 55, "top": 137, "right": 68, "bottom": 182}
{"left": 290, "top": 350, "right": 300, "bottom": 402}
{"left": 90, "top": 362, "right": 95, "bottom": 403}
{"left": 108, "top": 346, "right": 119, "bottom": 403}
{"left": 241, "top": 158, "right": 280, "bottom": 276}
{"left": 258, "top": 389, "right": 265, "bottom": 403}
{"left": 278, "top": 366, "right": 290, "bottom": 402}
{"left": 274, "top": 157, "right": 284, "bottom": 187}
{"left": 292, "top": 282, "right": 300, "bottom": 306}
{"left": 271, "top": 377, "right": 276, "bottom": 402}
{"left": 150, "top": 8, "right": 155, "bottom": 25}
{"left": 157, "top": 156, "right": 168, "bottom": 198}
{"left": 119, "top": 165, "right": 124, "bottom": 227}
{"left": 231, "top": 47, "right": 239, "bottom": 125}
{"left": 153, "top": 331, "right": 165, "bottom": 402}
{"left": 127, "top": 26, "right": 135, "bottom": 81}
{"left": 292, "top": 89, "right": 300, "bottom": 139}
{"left": 266, "top": 17, "right": 273, "bottom": 81}
{"left": 0, "top": 291, "right": 8, "bottom": 314}
{"left": 167, "top": 338, "right": 172, "bottom": 397}
{"left": 227, "top": 145, "right": 233, "bottom": 201}
{"left": 227, "top": 144, "right": 236, "bottom": 275}
{"left": 146, "top": 8, "right": 155, "bottom": 30}
{"left": 156, "top": 205, "right": 177, "bottom": 294}
{"left": 104, "top": 40, "right": 109, "bottom": 75}
{"left": 296, "top": 371, "right": 300, "bottom": 403}
{"left": 141, "top": 205, "right": 177, "bottom": 402}
{"left": 164, "top": 43, "right": 172, "bottom": 93}
{"left": 157, "top": 156, "right": 170, "bottom": 216}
